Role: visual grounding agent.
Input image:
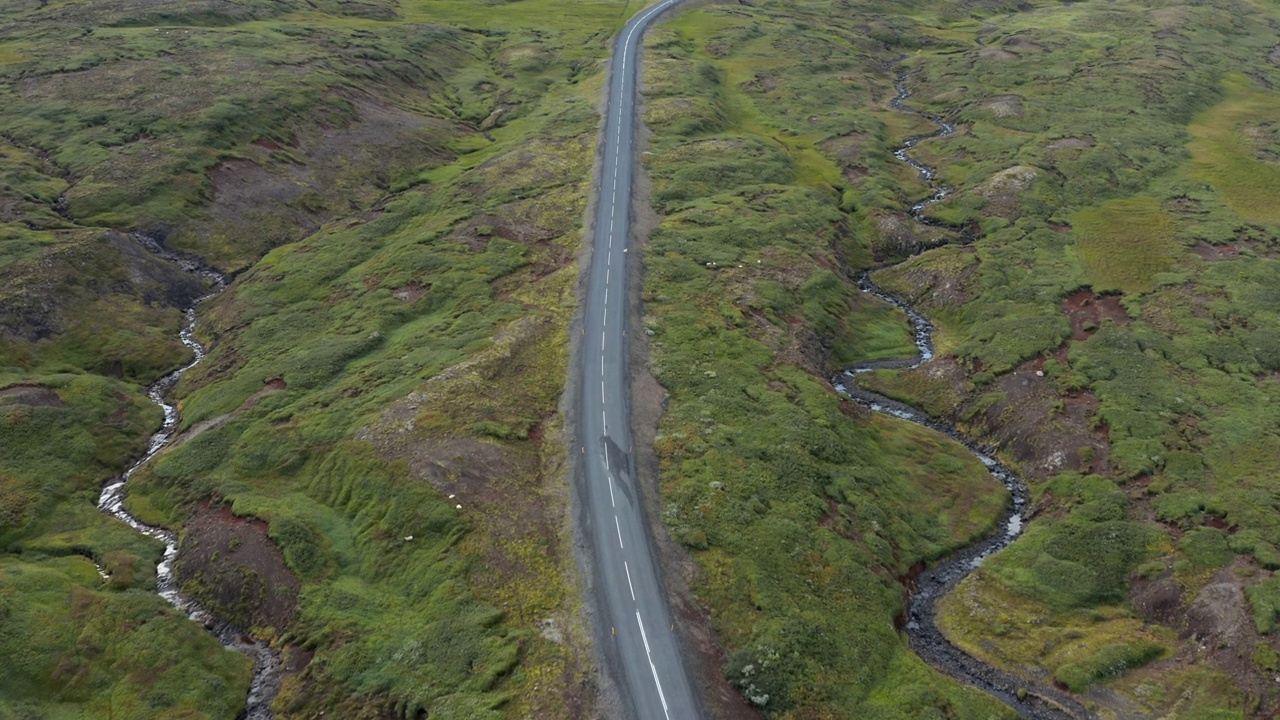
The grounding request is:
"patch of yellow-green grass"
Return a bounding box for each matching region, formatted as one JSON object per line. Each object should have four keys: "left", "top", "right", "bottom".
{"left": 402, "top": 0, "right": 639, "bottom": 34}
{"left": 121, "top": 490, "right": 177, "bottom": 529}
{"left": 1071, "top": 197, "right": 1178, "bottom": 294}
{"left": 0, "top": 45, "right": 24, "bottom": 65}
{"left": 911, "top": 21, "right": 984, "bottom": 44}
{"left": 938, "top": 568, "right": 1174, "bottom": 695}
{"left": 861, "top": 365, "right": 967, "bottom": 418}
{"left": 869, "top": 246, "right": 977, "bottom": 355}
{"left": 874, "top": 412, "right": 1010, "bottom": 547}
{"left": 841, "top": 292, "right": 918, "bottom": 363}
{"left": 1110, "top": 665, "right": 1251, "bottom": 720}
{"left": 1187, "top": 74, "right": 1280, "bottom": 225}
{"left": 860, "top": 646, "right": 1019, "bottom": 720}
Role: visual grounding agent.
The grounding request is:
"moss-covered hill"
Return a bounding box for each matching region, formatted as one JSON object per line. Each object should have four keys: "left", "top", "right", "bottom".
{"left": 0, "top": 0, "right": 641, "bottom": 716}
{"left": 640, "top": 0, "right": 1280, "bottom": 717}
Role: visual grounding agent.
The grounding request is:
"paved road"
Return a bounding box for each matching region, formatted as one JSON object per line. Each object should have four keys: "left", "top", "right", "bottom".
{"left": 578, "top": 1, "right": 701, "bottom": 718}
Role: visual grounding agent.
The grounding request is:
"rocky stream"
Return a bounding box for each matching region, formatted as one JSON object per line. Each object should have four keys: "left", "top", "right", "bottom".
{"left": 95, "top": 240, "right": 281, "bottom": 719}
{"left": 834, "top": 72, "right": 1092, "bottom": 720}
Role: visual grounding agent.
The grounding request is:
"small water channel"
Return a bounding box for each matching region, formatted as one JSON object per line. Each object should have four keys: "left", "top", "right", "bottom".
{"left": 95, "top": 240, "right": 281, "bottom": 719}
{"left": 834, "top": 73, "right": 1090, "bottom": 720}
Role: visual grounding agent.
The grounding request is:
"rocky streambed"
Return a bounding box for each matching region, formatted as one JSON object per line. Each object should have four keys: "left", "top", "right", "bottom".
{"left": 834, "top": 72, "right": 1091, "bottom": 720}
{"left": 95, "top": 239, "right": 281, "bottom": 719}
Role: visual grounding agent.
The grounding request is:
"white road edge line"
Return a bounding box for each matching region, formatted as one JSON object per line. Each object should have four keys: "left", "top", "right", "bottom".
{"left": 636, "top": 611, "right": 673, "bottom": 720}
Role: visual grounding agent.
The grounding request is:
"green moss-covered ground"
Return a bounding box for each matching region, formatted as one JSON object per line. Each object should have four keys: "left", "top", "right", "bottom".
{"left": 0, "top": 0, "right": 643, "bottom": 717}
{"left": 811, "top": 0, "right": 1280, "bottom": 716}
{"left": 639, "top": 5, "right": 1016, "bottom": 718}
{"left": 639, "top": 0, "right": 1280, "bottom": 716}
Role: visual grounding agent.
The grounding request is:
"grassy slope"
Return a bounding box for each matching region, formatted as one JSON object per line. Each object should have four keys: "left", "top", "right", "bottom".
{"left": 119, "top": 1, "right": 654, "bottom": 716}
{"left": 0, "top": 0, "right": 635, "bottom": 717}
{"left": 838, "top": 0, "right": 1280, "bottom": 716}
{"left": 640, "top": 5, "right": 1016, "bottom": 718}
{"left": 0, "top": 374, "right": 254, "bottom": 720}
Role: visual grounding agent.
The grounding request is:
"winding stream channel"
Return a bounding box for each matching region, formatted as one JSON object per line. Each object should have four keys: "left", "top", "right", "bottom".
{"left": 95, "top": 242, "right": 281, "bottom": 719}
{"left": 834, "top": 73, "right": 1090, "bottom": 720}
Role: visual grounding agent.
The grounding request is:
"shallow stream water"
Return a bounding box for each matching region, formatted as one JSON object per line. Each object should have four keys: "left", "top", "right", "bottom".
{"left": 95, "top": 242, "right": 281, "bottom": 719}
{"left": 834, "top": 73, "right": 1089, "bottom": 720}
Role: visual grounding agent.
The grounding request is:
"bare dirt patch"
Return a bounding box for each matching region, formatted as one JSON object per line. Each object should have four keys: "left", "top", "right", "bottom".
{"left": 391, "top": 283, "right": 430, "bottom": 303}
{"left": 1046, "top": 136, "right": 1095, "bottom": 154}
{"left": 402, "top": 436, "right": 535, "bottom": 510}
{"left": 395, "top": 436, "right": 560, "bottom": 601}
{"left": 243, "top": 377, "right": 287, "bottom": 408}
{"left": 1130, "top": 573, "right": 1183, "bottom": 626}
{"left": 1189, "top": 240, "right": 1240, "bottom": 261}
{"left": 818, "top": 132, "right": 872, "bottom": 185}
{"left": 930, "top": 86, "right": 968, "bottom": 104}
{"left": 173, "top": 502, "right": 300, "bottom": 635}
{"left": 445, "top": 213, "right": 559, "bottom": 251}
{"left": 208, "top": 159, "right": 311, "bottom": 214}
{"left": 0, "top": 384, "right": 63, "bottom": 406}
{"left": 1238, "top": 121, "right": 1280, "bottom": 163}
{"left": 977, "top": 47, "right": 1019, "bottom": 62}
{"left": 1201, "top": 233, "right": 1279, "bottom": 259}
{"left": 1131, "top": 559, "right": 1280, "bottom": 716}
{"left": 876, "top": 248, "right": 979, "bottom": 312}
{"left": 970, "top": 358, "right": 1110, "bottom": 479}
{"left": 977, "top": 164, "right": 1039, "bottom": 217}
{"left": 740, "top": 71, "right": 784, "bottom": 93}
{"left": 1185, "top": 568, "right": 1253, "bottom": 647}
{"left": 980, "top": 94, "right": 1024, "bottom": 118}
{"left": 1061, "top": 288, "right": 1129, "bottom": 341}
{"left": 1147, "top": 6, "right": 1189, "bottom": 30}
{"left": 1003, "top": 33, "right": 1042, "bottom": 52}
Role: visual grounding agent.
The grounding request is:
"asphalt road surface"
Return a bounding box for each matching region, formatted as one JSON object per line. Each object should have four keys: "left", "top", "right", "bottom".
{"left": 578, "top": 1, "right": 701, "bottom": 718}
